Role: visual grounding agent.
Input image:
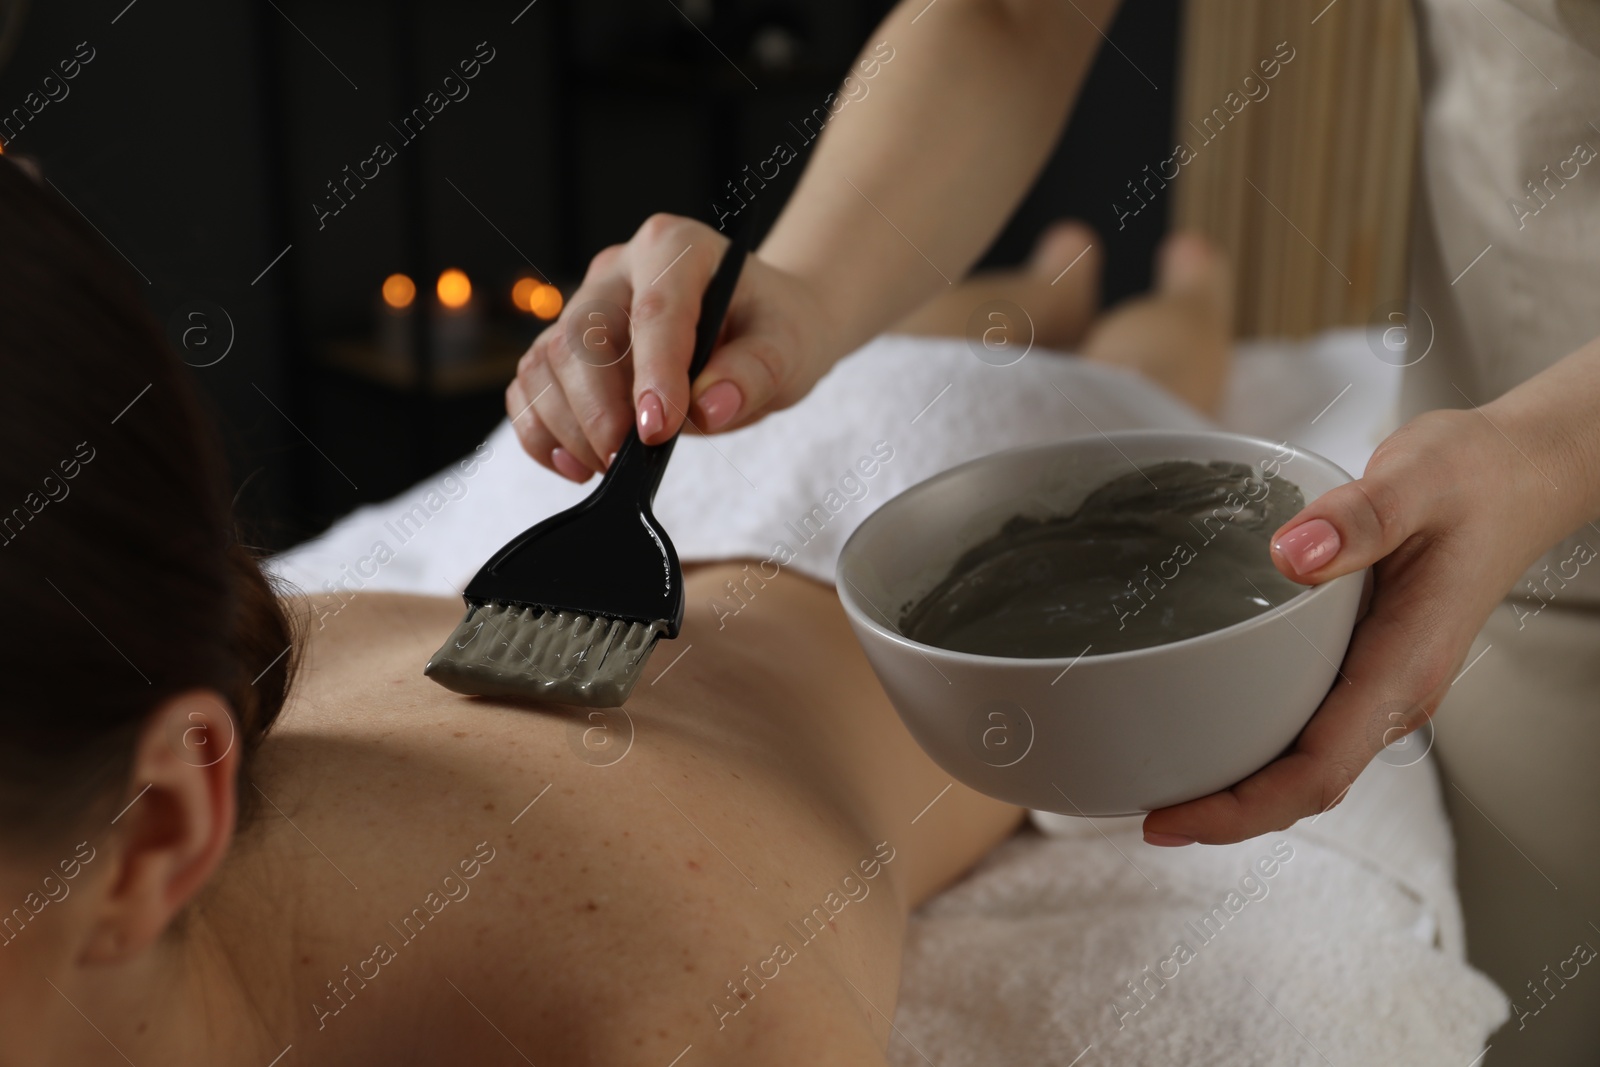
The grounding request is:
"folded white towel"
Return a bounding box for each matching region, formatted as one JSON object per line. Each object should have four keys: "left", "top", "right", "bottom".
{"left": 271, "top": 330, "right": 1505, "bottom": 1063}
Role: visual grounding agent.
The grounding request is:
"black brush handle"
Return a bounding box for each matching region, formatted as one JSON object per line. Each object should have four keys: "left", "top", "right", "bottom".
{"left": 597, "top": 236, "right": 749, "bottom": 507}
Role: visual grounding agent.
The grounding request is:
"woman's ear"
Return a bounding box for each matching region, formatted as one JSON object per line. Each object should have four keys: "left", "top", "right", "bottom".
{"left": 79, "top": 690, "right": 240, "bottom": 965}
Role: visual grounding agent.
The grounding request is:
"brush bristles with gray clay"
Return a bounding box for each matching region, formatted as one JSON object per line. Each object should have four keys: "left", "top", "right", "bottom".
{"left": 426, "top": 602, "right": 668, "bottom": 708}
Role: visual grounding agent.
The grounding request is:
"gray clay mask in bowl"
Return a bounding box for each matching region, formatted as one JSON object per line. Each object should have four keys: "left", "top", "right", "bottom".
{"left": 836, "top": 430, "right": 1368, "bottom": 817}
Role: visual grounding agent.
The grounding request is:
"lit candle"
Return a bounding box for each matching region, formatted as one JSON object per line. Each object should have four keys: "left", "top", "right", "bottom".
{"left": 431, "top": 267, "right": 482, "bottom": 365}
{"left": 376, "top": 272, "right": 416, "bottom": 371}
{"left": 511, "top": 276, "right": 564, "bottom": 321}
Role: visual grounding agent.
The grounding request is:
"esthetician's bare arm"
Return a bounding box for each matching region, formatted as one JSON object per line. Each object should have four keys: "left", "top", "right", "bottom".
{"left": 754, "top": 0, "right": 1116, "bottom": 362}
{"left": 505, "top": 0, "right": 1122, "bottom": 480}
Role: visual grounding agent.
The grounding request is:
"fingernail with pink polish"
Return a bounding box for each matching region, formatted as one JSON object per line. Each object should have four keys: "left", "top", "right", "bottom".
{"left": 695, "top": 380, "right": 742, "bottom": 431}
{"left": 1275, "top": 518, "right": 1341, "bottom": 577}
{"left": 637, "top": 390, "right": 664, "bottom": 441}
{"left": 1144, "top": 831, "right": 1195, "bottom": 847}
{"left": 550, "top": 447, "right": 592, "bottom": 483}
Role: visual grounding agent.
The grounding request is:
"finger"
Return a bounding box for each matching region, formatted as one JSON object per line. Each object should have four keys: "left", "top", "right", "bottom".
{"left": 510, "top": 322, "right": 560, "bottom": 407}
{"left": 544, "top": 284, "right": 634, "bottom": 466}
{"left": 523, "top": 358, "right": 604, "bottom": 480}
{"left": 506, "top": 377, "right": 559, "bottom": 472}
{"left": 541, "top": 258, "right": 637, "bottom": 471}
{"left": 687, "top": 332, "right": 787, "bottom": 434}
{"left": 1141, "top": 748, "right": 1354, "bottom": 848}
{"left": 549, "top": 346, "right": 632, "bottom": 470}
{"left": 626, "top": 217, "right": 726, "bottom": 443}
{"left": 1142, "top": 562, "right": 1466, "bottom": 846}
{"left": 1270, "top": 468, "right": 1438, "bottom": 584}
{"left": 508, "top": 375, "right": 592, "bottom": 482}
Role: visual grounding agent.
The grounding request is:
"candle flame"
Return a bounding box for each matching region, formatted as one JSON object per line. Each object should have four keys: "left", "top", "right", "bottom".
{"left": 512, "top": 277, "right": 564, "bottom": 320}
{"left": 437, "top": 268, "right": 472, "bottom": 309}
{"left": 530, "top": 284, "right": 563, "bottom": 320}
{"left": 382, "top": 273, "right": 416, "bottom": 309}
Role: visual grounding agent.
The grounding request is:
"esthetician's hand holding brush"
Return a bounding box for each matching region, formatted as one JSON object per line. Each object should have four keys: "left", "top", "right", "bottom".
{"left": 505, "top": 0, "right": 1111, "bottom": 480}
{"left": 505, "top": 220, "right": 838, "bottom": 479}
{"left": 1141, "top": 347, "right": 1600, "bottom": 845}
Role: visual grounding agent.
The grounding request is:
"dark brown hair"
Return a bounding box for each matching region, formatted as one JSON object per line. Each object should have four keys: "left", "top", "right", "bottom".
{"left": 0, "top": 154, "right": 296, "bottom": 846}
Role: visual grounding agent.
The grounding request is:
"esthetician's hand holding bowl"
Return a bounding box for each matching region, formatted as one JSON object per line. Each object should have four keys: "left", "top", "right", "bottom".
{"left": 1142, "top": 396, "right": 1589, "bottom": 846}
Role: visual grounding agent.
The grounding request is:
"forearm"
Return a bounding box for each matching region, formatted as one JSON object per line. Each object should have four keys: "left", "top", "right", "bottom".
{"left": 758, "top": 0, "right": 1120, "bottom": 360}
{"left": 1486, "top": 331, "right": 1600, "bottom": 551}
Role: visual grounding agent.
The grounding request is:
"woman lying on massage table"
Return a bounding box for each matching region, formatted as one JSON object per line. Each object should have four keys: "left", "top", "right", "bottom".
{"left": 0, "top": 158, "right": 1231, "bottom": 1065}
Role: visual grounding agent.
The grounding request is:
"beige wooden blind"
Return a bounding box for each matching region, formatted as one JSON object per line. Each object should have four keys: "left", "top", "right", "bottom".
{"left": 1172, "top": 0, "right": 1419, "bottom": 338}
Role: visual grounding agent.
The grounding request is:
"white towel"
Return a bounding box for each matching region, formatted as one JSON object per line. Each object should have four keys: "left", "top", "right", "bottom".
{"left": 271, "top": 330, "right": 1506, "bottom": 1062}
{"left": 893, "top": 749, "right": 1506, "bottom": 1066}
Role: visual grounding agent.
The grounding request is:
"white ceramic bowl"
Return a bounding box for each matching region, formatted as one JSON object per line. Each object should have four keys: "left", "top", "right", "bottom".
{"left": 836, "top": 430, "right": 1366, "bottom": 816}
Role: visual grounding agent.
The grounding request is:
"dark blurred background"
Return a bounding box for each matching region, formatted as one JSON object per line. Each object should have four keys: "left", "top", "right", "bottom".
{"left": 0, "top": 0, "right": 1177, "bottom": 550}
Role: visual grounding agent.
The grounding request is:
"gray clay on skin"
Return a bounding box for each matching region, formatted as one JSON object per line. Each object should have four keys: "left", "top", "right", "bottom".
{"left": 900, "top": 460, "right": 1307, "bottom": 658}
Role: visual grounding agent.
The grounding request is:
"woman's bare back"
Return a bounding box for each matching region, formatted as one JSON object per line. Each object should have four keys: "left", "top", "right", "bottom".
{"left": 206, "top": 566, "right": 1021, "bottom": 1066}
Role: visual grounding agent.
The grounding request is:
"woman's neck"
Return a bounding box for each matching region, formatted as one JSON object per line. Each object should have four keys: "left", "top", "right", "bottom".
{"left": 56, "top": 909, "right": 287, "bottom": 1067}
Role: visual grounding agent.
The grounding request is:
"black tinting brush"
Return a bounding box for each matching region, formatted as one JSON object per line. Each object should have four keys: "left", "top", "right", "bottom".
{"left": 424, "top": 238, "right": 748, "bottom": 707}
